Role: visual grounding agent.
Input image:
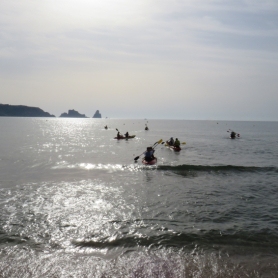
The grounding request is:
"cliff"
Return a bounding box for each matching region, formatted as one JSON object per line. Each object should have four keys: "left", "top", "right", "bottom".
{"left": 0, "top": 104, "right": 55, "bottom": 117}
{"left": 60, "top": 109, "right": 88, "bottom": 118}
{"left": 92, "top": 110, "right": 101, "bottom": 118}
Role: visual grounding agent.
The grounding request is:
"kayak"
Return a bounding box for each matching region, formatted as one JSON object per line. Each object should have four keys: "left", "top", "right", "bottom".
{"left": 169, "top": 145, "right": 181, "bottom": 152}
{"left": 142, "top": 157, "right": 157, "bottom": 165}
{"left": 166, "top": 142, "right": 181, "bottom": 152}
{"left": 230, "top": 135, "right": 240, "bottom": 139}
{"left": 114, "top": 135, "right": 136, "bottom": 140}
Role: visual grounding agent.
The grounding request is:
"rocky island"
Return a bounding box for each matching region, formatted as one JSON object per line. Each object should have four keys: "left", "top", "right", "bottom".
{"left": 0, "top": 104, "right": 55, "bottom": 117}
{"left": 93, "top": 110, "right": 101, "bottom": 118}
{"left": 0, "top": 104, "right": 103, "bottom": 119}
{"left": 60, "top": 109, "right": 88, "bottom": 118}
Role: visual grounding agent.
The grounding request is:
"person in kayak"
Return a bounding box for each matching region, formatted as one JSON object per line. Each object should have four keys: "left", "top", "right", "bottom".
{"left": 174, "top": 138, "right": 180, "bottom": 148}
{"left": 125, "top": 132, "right": 129, "bottom": 138}
{"left": 230, "top": 131, "right": 236, "bottom": 139}
{"left": 117, "top": 131, "right": 122, "bottom": 139}
{"left": 144, "top": 147, "right": 155, "bottom": 162}
{"left": 168, "top": 137, "right": 174, "bottom": 146}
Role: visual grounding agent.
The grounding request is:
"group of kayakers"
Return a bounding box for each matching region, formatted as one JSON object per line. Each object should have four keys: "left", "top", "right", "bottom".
{"left": 112, "top": 125, "right": 240, "bottom": 164}
{"left": 108, "top": 125, "right": 183, "bottom": 164}
{"left": 109, "top": 124, "right": 241, "bottom": 164}
{"left": 143, "top": 137, "right": 181, "bottom": 163}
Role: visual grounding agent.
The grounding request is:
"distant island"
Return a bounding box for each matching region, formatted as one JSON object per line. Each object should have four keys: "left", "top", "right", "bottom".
{"left": 0, "top": 104, "right": 103, "bottom": 119}
{"left": 0, "top": 104, "right": 55, "bottom": 117}
{"left": 60, "top": 109, "right": 88, "bottom": 118}
{"left": 93, "top": 110, "right": 101, "bottom": 118}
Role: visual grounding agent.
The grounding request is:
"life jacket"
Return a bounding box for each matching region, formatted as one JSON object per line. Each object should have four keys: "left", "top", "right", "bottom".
{"left": 145, "top": 150, "right": 154, "bottom": 160}
{"left": 174, "top": 140, "right": 180, "bottom": 146}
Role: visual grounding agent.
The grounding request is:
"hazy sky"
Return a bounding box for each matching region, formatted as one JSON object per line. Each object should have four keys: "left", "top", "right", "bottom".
{"left": 1, "top": 0, "right": 278, "bottom": 120}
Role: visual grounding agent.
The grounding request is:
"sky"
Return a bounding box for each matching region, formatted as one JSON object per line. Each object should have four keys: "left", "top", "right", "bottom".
{"left": 1, "top": 0, "right": 278, "bottom": 120}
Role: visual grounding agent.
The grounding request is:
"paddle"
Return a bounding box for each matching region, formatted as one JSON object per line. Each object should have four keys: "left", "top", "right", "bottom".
{"left": 134, "top": 139, "right": 163, "bottom": 161}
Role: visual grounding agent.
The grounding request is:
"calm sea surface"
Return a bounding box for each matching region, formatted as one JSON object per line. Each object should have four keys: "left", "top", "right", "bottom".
{"left": 0, "top": 118, "right": 277, "bottom": 277}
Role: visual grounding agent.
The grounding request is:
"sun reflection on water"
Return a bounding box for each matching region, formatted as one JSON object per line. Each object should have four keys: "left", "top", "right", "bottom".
{"left": 3, "top": 179, "right": 145, "bottom": 256}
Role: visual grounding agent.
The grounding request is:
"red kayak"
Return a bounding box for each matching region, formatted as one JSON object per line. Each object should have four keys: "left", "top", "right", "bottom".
{"left": 169, "top": 145, "right": 181, "bottom": 152}
{"left": 114, "top": 135, "right": 136, "bottom": 140}
{"left": 166, "top": 142, "right": 181, "bottom": 152}
{"left": 142, "top": 157, "right": 157, "bottom": 165}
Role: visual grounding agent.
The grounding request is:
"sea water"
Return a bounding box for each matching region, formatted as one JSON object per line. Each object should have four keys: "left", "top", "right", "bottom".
{"left": 0, "top": 117, "right": 277, "bottom": 277}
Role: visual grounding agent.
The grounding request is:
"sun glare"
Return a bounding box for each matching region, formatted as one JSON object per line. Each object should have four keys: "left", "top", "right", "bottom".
{"left": 50, "top": 0, "right": 148, "bottom": 28}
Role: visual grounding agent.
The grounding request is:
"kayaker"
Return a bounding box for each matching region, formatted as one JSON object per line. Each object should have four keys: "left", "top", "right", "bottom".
{"left": 144, "top": 147, "right": 155, "bottom": 162}
{"left": 104, "top": 125, "right": 108, "bottom": 129}
{"left": 168, "top": 137, "right": 174, "bottom": 146}
{"left": 174, "top": 138, "right": 180, "bottom": 148}
{"left": 230, "top": 131, "right": 236, "bottom": 139}
{"left": 117, "top": 131, "right": 122, "bottom": 139}
{"left": 125, "top": 132, "right": 129, "bottom": 138}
